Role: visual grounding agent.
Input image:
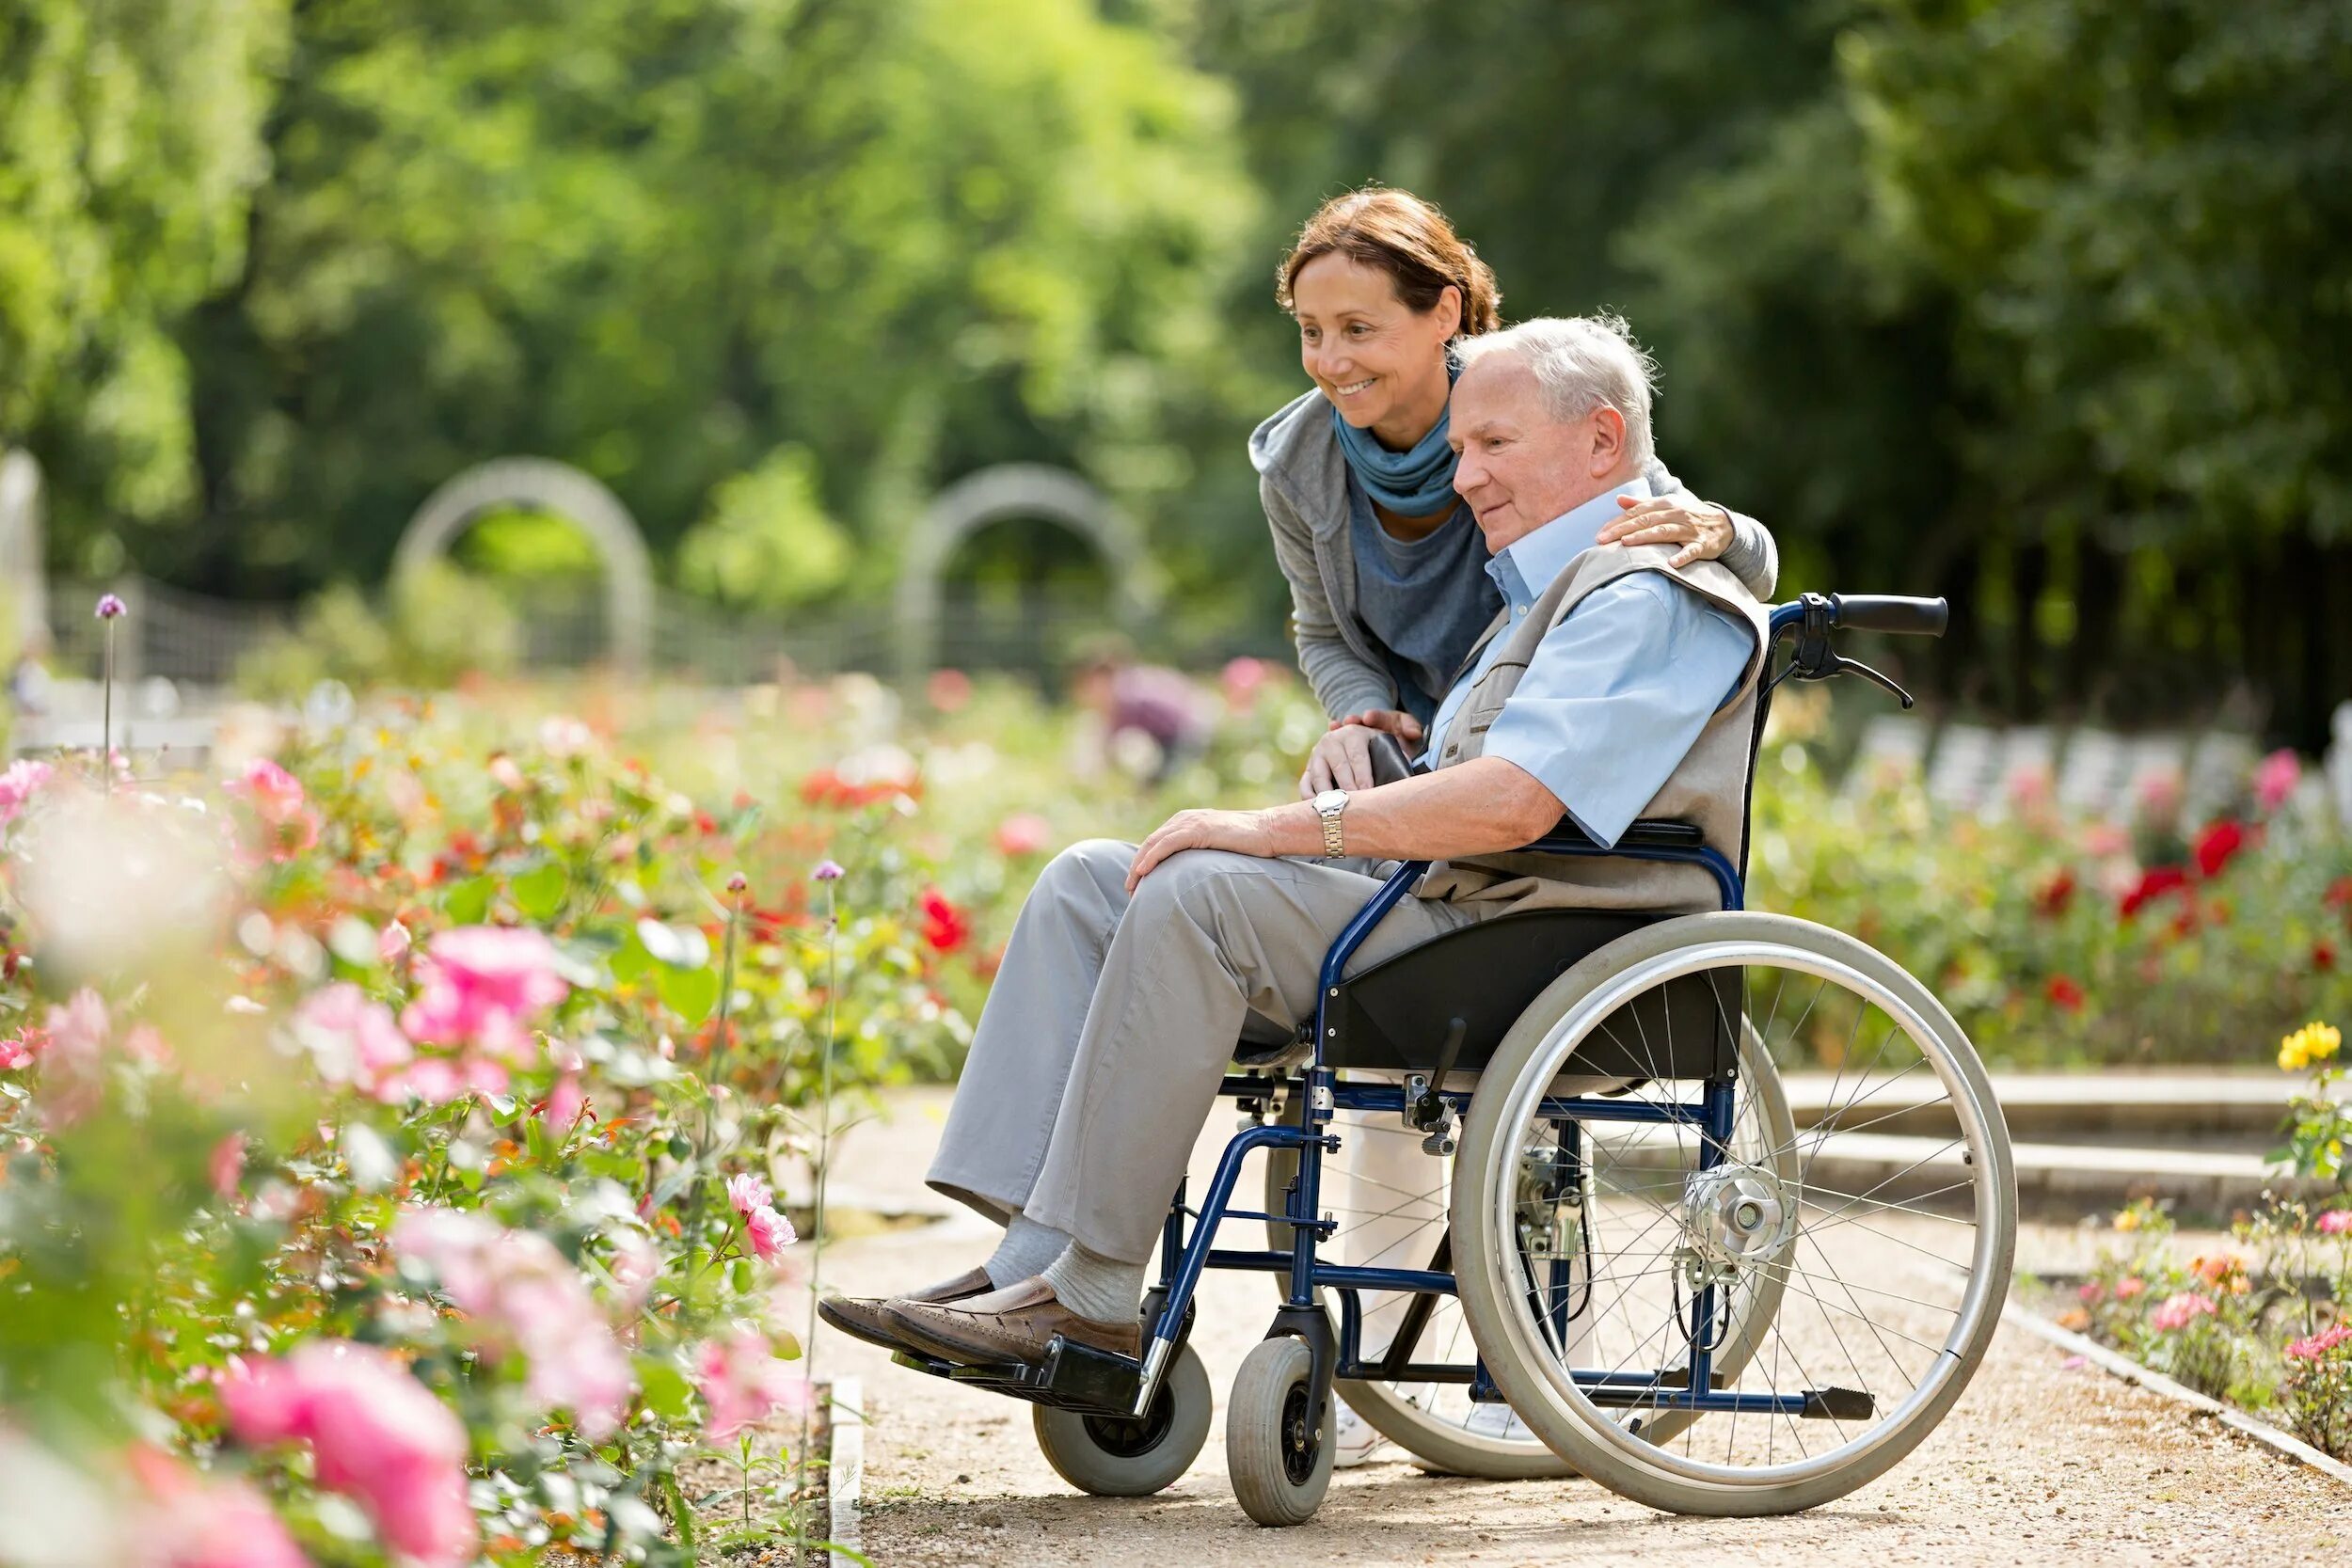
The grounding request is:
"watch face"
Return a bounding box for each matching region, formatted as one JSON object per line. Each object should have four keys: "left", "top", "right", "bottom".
{"left": 1313, "top": 789, "right": 1347, "bottom": 813}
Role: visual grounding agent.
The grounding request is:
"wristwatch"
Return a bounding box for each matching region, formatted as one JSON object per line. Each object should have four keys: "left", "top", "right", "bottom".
{"left": 1311, "top": 788, "right": 1348, "bottom": 857}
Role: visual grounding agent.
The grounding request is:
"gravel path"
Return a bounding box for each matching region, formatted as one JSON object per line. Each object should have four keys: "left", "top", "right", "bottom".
{"left": 804, "top": 1089, "right": 2352, "bottom": 1566}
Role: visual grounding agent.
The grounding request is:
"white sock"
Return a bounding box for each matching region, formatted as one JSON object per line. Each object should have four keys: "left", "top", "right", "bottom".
{"left": 983, "top": 1212, "right": 1071, "bottom": 1291}
{"left": 1041, "top": 1240, "right": 1148, "bottom": 1326}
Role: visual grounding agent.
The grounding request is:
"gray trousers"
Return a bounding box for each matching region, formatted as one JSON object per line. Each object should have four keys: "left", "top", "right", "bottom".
{"left": 926, "top": 839, "right": 1486, "bottom": 1264}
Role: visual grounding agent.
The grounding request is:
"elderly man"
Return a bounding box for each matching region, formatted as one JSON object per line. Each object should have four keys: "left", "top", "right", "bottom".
{"left": 820, "top": 315, "right": 1768, "bottom": 1369}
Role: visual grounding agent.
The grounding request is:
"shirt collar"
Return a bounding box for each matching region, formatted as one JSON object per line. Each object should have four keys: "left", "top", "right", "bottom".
{"left": 1485, "top": 476, "right": 1653, "bottom": 607}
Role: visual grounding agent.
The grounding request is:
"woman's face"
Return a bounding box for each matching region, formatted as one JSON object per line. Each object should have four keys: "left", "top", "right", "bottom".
{"left": 1291, "top": 252, "right": 1458, "bottom": 436}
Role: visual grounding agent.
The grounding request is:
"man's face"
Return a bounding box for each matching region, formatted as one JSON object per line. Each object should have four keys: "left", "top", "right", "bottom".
{"left": 1449, "top": 356, "right": 1630, "bottom": 553}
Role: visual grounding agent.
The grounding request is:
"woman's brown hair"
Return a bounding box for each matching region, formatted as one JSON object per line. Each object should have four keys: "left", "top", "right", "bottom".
{"left": 1277, "top": 187, "right": 1502, "bottom": 338}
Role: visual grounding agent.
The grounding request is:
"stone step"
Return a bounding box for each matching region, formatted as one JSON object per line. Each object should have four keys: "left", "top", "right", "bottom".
{"left": 1780, "top": 1071, "right": 2297, "bottom": 1146}
{"left": 1790, "top": 1129, "right": 2327, "bottom": 1218}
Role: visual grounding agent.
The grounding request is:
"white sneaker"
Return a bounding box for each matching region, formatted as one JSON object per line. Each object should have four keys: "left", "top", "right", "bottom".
{"left": 1330, "top": 1394, "right": 1388, "bottom": 1467}
{"left": 1462, "top": 1402, "right": 1536, "bottom": 1442}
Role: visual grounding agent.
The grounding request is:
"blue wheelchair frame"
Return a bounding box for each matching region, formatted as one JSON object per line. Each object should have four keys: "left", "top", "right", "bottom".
{"left": 1110, "top": 601, "right": 1832, "bottom": 1429}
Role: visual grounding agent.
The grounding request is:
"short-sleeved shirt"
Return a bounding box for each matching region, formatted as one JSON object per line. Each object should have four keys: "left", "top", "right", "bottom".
{"left": 1343, "top": 475, "right": 1502, "bottom": 726}
{"left": 1422, "top": 481, "right": 1756, "bottom": 847}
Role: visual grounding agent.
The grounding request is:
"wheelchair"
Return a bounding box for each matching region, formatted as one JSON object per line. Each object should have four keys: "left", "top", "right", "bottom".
{"left": 892, "top": 592, "right": 2017, "bottom": 1523}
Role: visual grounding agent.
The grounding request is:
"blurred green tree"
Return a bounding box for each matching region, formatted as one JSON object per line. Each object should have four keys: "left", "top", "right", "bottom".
{"left": 0, "top": 0, "right": 288, "bottom": 553}
{"left": 178, "top": 0, "right": 1266, "bottom": 615}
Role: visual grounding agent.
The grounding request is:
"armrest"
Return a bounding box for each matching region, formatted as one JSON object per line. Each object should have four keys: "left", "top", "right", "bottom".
{"left": 1524, "top": 817, "right": 1706, "bottom": 854}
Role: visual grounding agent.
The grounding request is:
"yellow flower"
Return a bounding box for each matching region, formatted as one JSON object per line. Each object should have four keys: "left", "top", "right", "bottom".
{"left": 2280, "top": 1022, "right": 2343, "bottom": 1072}
{"left": 2113, "top": 1208, "right": 2141, "bottom": 1233}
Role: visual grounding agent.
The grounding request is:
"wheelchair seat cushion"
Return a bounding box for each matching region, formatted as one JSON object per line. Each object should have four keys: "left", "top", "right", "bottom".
{"left": 1322, "top": 909, "right": 1739, "bottom": 1081}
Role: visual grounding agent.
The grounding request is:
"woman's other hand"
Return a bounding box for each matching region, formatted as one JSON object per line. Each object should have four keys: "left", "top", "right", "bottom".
{"left": 1597, "top": 493, "right": 1734, "bottom": 569}
{"left": 1300, "top": 721, "right": 1403, "bottom": 796}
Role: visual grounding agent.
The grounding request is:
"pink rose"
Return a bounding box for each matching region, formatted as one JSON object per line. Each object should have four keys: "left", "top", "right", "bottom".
{"left": 2147, "top": 1291, "right": 2217, "bottom": 1334}
{"left": 393, "top": 1208, "right": 633, "bottom": 1440}
{"left": 2317, "top": 1210, "right": 2352, "bottom": 1236}
{"left": 2254, "top": 748, "right": 2301, "bottom": 813}
{"left": 208, "top": 1133, "right": 246, "bottom": 1200}
{"left": 993, "top": 814, "right": 1053, "bottom": 857}
{"left": 225, "top": 1342, "right": 474, "bottom": 1568}
{"left": 292, "top": 983, "right": 414, "bottom": 1098}
{"left": 744, "top": 1205, "right": 796, "bottom": 1262}
{"left": 694, "top": 1327, "right": 811, "bottom": 1439}
{"left": 725, "top": 1173, "right": 773, "bottom": 1218}
{"left": 0, "top": 758, "right": 53, "bottom": 828}
{"left": 399, "top": 927, "right": 568, "bottom": 1061}
{"left": 128, "top": 1445, "right": 311, "bottom": 1568}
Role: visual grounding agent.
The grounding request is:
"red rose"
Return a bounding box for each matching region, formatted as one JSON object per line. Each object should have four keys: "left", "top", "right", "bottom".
{"left": 2190, "top": 818, "right": 2249, "bottom": 879}
{"left": 2044, "top": 974, "right": 2086, "bottom": 1012}
{"left": 2032, "top": 869, "right": 2076, "bottom": 918}
{"left": 2118, "top": 864, "right": 2189, "bottom": 919}
{"left": 918, "top": 887, "right": 971, "bottom": 955}
{"left": 2328, "top": 876, "right": 2352, "bottom": 911}
{"left": 2317, "top": 942, "right": 2337, "bottom": 973}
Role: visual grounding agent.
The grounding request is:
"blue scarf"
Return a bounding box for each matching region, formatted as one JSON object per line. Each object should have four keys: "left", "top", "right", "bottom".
{"left": 1329, "top": 378, "right": 1460, "bottom": 516}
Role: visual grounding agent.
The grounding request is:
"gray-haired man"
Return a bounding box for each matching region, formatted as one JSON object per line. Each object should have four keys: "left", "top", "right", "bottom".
{"left": 820, "top": 316, "right": 1769, "bottom": 1369}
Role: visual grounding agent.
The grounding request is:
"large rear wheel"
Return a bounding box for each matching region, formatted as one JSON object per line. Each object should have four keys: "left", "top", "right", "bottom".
{"left": 1453, "top": 913, "right": 2014, "bottom": 1515}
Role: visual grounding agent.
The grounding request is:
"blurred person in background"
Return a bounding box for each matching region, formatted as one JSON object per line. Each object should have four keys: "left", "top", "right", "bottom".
{"left": 1067, "top": 637, "right": 1210, "bottom": 784}
{"left": 8, "top": 627, "right": 53, "bottom": 721}
{"left": 1248, "top": 188, "right": 1783, "bottom": 1464}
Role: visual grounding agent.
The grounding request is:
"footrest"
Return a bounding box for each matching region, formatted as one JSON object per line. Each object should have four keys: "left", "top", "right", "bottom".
{"left": 1801, "top": 1386, "right": 1876, "bottom": 1420}
{"left": 890, "top": 1335, "right": 1143, "bottom": 1416}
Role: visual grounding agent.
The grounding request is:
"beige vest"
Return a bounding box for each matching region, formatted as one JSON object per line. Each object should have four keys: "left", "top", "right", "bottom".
{"left": 1415, "top": 541, "right": 1770, "bottom": 915}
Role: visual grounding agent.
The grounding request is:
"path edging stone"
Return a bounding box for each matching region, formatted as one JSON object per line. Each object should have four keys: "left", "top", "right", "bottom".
{"left": 827, "top": 1375, "right": 865, "bottom": 1567}
{"left": 2003, "top": 1297, "right": 2352, "bottom": 1490}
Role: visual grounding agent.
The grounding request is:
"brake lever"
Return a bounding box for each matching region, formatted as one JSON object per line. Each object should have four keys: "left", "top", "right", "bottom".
{"left": 1832, "top": 654, "right": 1916, "bottom": 708}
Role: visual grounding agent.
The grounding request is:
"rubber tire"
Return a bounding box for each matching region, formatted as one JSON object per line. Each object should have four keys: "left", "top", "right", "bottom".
{"left": 1261, "top": 1104, "right": 1578, "bottom": 1481}
{"left": 1451, "top": 912, "right": 2015, "bottom": 1517}
{"left": 1227, "top": 1337, "right": 1337, "bottom": 1527}
{"left": 1033, "top": 1342, "right": 1212, "bottom": 1498}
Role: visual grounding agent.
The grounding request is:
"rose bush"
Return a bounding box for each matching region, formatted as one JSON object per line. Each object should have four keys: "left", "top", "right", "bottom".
{"left": 2063, "top": 1025, "right": 2352, "bottom": 1456}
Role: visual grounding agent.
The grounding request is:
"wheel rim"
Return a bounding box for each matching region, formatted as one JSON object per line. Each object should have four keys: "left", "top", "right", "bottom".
{"left": 1475, "top": 936, "right": 2010, "bottom": 1494}
{"left": 1083, "top": 1386, "right": 1175, "bottom": 1458}
{"left": 1279, "top": 1384, "right": 1319, "bottom": 1484}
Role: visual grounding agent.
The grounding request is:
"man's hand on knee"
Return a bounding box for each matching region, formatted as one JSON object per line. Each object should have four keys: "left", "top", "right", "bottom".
{"left": 1126, "top": 806, "right": 1312, "bottom": 891}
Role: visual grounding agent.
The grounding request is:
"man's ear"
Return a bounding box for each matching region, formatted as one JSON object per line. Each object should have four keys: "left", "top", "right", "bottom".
{"left": 1587, "top": 406, "right": 1629, "bottom": 477}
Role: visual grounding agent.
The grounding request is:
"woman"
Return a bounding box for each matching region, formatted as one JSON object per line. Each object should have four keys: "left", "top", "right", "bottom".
{"left": 1251, "top": 188, "right": 1777, "bottom": 796}
{"left": 1249, "top": 189, "right": 1779, "bottom": 1470}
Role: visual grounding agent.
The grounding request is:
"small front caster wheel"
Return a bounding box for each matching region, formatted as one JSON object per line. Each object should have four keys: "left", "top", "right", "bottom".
{"left": 1033, "top": 1342, "right": 1211, "bottom": 1497}
{"left": 1227, "top": 1336, "right": 1335, "bottom": 1526}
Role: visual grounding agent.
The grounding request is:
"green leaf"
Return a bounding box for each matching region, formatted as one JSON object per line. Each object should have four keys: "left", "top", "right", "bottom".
{"left": 442, "top": 875, "right": 496, "bottom": 927}
{"left": 637, "top": 1355, "right": 694, "bottom": 1421}
{"left": 514, "top": 861, "right": 569, "bottom": 922}
{"left": 655, "top": 961, "right": 720, "bottom": 1023}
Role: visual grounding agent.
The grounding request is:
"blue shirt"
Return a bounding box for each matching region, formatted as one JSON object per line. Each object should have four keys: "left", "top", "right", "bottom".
{"left": 1422, "top": 481, "right": 1756, "bottom": 847}
{"left": 1343, "top": 475, "right": 1501, "bottom": 725}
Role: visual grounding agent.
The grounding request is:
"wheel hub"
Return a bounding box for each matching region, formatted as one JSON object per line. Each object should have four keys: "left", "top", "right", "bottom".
{"left": 1679, "top": 1162, "right": 1793, "bottom": 1284}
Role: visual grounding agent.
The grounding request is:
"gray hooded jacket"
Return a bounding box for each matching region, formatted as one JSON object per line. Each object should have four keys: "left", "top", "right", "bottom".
{"left": 1249, "top": 388, "right": 1780, "bottom": 721}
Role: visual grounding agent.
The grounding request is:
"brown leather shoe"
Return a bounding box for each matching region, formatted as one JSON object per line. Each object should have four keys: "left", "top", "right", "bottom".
{"left": 817, "top": 1267, "right": 993, "bottom": 1354}
{"left": 887, "top": 1276, "right": 1141, "bottom": 1367}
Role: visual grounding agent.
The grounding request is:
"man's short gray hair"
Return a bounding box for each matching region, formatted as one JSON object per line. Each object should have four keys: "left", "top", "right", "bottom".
{"left": 1454, "top": 314, "right": 1659, "bottom": 468}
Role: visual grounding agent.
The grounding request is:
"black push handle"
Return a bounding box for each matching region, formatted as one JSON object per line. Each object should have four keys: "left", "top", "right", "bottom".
{"left": 1830, "top": 594, "right": 1948, "bottom": 638}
